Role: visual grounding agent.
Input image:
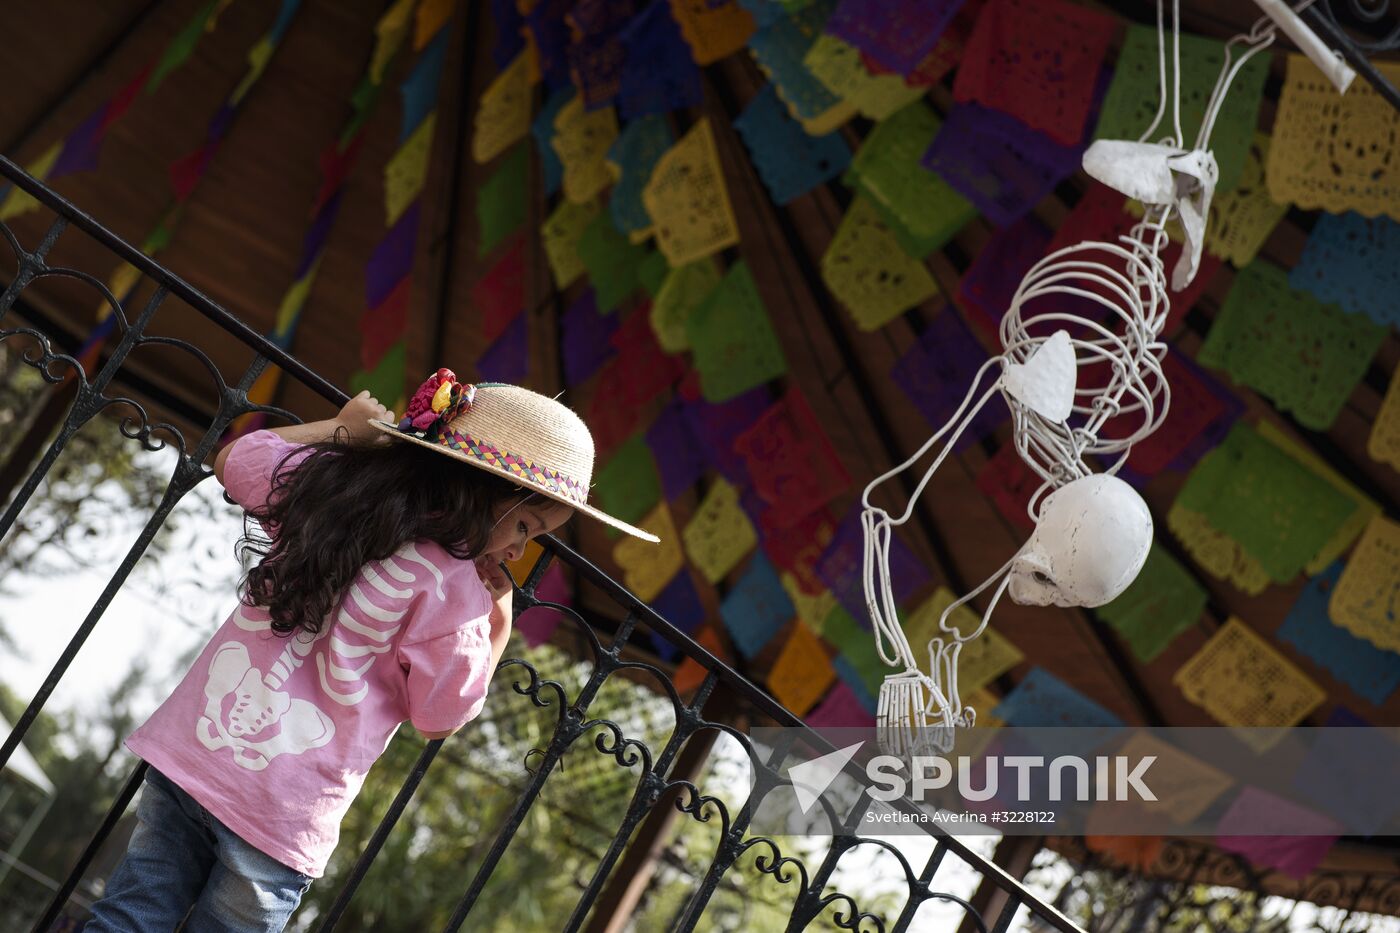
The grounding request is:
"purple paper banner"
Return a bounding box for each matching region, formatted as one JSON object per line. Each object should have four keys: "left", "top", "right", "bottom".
{"left": 646, "top": 402, "right": 708, "bottom": 500}
{"left": 682, "top": 388, "right": 773, "bottom": 485}
{"left": 957, "top": 214, "right": 1051, "bottom": 338}
{"left": 816, "top": 504, "right": 930, "bottom": 624}
{"left": 617, "top": 0, "right": 702, "bottom": 119}
{"left": 365, "top": 202, "right": 421, "bottom": 309}
{"left": 561, "top": 289, "right": 619, "bottom": 384}
{"left": 826, "top": 0, "right": 967, "bottom": 75}
{"left": 649, "top": 569, "right": 708, "bottom": 660}
{"left": 890, "top": 309, "right": 1007, "bottom": 451}
{"left": 476, "top": 311, "right": 529, "bottom": 383}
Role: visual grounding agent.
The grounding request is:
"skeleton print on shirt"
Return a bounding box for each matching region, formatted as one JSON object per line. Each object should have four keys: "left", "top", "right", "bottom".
{"left": 196, "top": 543, "right": 448, "bottom": 771}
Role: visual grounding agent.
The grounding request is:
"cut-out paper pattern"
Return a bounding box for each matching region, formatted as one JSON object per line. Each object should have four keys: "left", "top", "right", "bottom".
{"left": 561, "top": 289, "right": 618, "bottom": 384}
{"left": 817, "top": 505, "right": 930, "bottom": 623}
{"left": 594, "top": 435, "right": 663, "bottom": 532}
{"left": 805, "top": 681, "right": 876, "bottom": 727}
{"left": 767, "top": 623, "right": 836, "bottom": 715}
{"left": 1172, "top": 423, "right": 1356, "bottom": 585}
{"left": 601, "top": 303, "right": 688, "bottom": 411}
{"left": 648, "top": 570, "right": 707, "bottom": 660}
{"left": 856, "top": 0, "right": 983, "bottom": 89}
{"left": 472, "top": 234, "right": 526, "bottom": 346}
{"left": 642, "top": 118, "right": 741, "bottom": 266}
{"left": 525, "top": 0, "right": 573, "bottom": 87}
{"left": 553, "top": 95, "right": 618, "bottom": 204}
{"left": 607, "top": 115, "right": 673, "bottom": 241}
{"left": 847, "top": 101, "right": 976, "bottom": 258}
{"left": 1268, "top": 54, "right": 1400, "bottom": 218}
{"left": 803, "top": 34, "right": 925, "bottom": 122}
{"left": 1279, "top": 562, "right": 1400, "bottom": 707}
{"left": 1095, "top": 544, "right": 1206, "bottom": 662}
{"left": 825, "top": 607, "right": 888, "bottom": 699}
{"left": 685, "top": 262, "right": 788, "bottom": 402}
{"left": 384, "top": 113, "right": 435, "bottom": 226}
{"left": 953, "top": 0, "right": 1117, "bottom": 148}
{"left": 473, "top": 51, "right": 531, "bottom": 164}
{"left": 783, "top": 574, "right": 838, "bottom": 634}
{"left": 1167, "top": 503, "right": 1271, "bottom": 596}
{"left": 577, "top": 211, "right": 648, "bottom": 312}
{"left": 992, "top": 667, "right": 1124, "bottom": 728}
{"left": 825, "top": 0, "right": 968, "bottom": 76}
{"left": 821, "top": 196, "right": 939, "bottom": 330}
{"left": 923, "top": 101, "right": 1084, "bottom": 227}
{"left": 646, "top": 402, "right": 707, "bottom": 500}
{"left": 1255, "top": 421, "right": 1378, "bottom": 576}
{"left": 613, "top": 502, "right": 684, "bottom": 602}
{"left": 1371, "top": 368, "right": 1400, "bottom": 472}
{"left": 1201, "top": 260, "right": 1386, "bottom": 430}
{"left": 670, "top": 0, "right": 757, "bottom": 66}
{"left": 566, "top": 32, "right": 627, "bottom": 113}
{"left": 747, "top": 1, "right": 857, "bottom": 135}
{"left": 976, "top": 441, "right": 1043, "bottom": 531}
{"left": 891, "top": 310, "right": 1007, "bottom": 451}
{"left": 904, "top": 587, "right": 1023, "bottom": 694}
{"left": 958, "top": 215, "right": 1051, "bottom": 338}
{"left": 1116, "top": 731, "right": 1232, "bottom": 824}
{"left": 532, "top": 87, "right": 573, "bottom": 196}
{"left": 619, "top": 1, "right": 703, "bottom": 118}
{"left": 734, "top": 388, "right": 852, "bottom": 528}
{"left": 682, "top": 387, "right": 772, "bottom": 483}
{"left": 1096, "top": 26, "right": 1267, "bottom": 192}
{"left": 1330, "top": 515, "right": 1400, "bottom": 655}
{"left": 760, "top": 507, "right": 838, "bottom": 598}
{"left": 684, "top": 476, "right": 760, "bottom": 583}
{"left": 720, "top": 552, "right": 796, "bottom": 658}
{"left": 651, "top": 259, "right": 721, "bottom": 352}
{"left": 1217, "top": 787, "right": 1342, "bottom": 880}
{"left": 475, "top": 312, "right": 529, "bottom": 384}
{"left": 1206, "top": 133, "right": 1286, "bottom": 267}
{"left": 541, "top": 198, "right": 600, "bottom": 289}
{"left": 733, "top": 84, "right": 851, "bottom": 205}
{"left": 477, "top": 144, "right": 528, "bottom": 257}
{"left": 1290, "top": 211, "right": 1400, "bottom": 328}
{"left": 1174, "top": 618, "right": 1326, "bottom": 728}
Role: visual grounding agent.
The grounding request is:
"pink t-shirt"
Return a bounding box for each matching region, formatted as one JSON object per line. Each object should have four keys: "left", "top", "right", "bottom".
{"left": 126, "top": 430, "right": 496, "bottom": 877}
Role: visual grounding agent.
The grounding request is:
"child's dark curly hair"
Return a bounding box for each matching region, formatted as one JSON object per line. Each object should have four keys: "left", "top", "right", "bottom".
{"left": 237, "top": 432, "right": 528, "bottom": 637}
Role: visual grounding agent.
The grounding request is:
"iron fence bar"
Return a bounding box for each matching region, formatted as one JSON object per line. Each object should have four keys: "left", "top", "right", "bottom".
{"left": 0, "top": 155, "right": 344, "bottom": 407}
{"left": 890, "top": 841, "right": 952, "bottom": 933}
{"left": 0, "top": 351, "right": 266, "bottom": 773}
{"left": 991, "top": 894, "right": 1023, "bottom": 933}
{"left": 1302, "top": 4, "right": 1400, "bottom": 111}
{"left": 315, "top": 739, "right": 444, "bottom": 932}
{"left": 32, "top": 760, "right": 150, "bottom": 932}
{"left": 0, "top": 216, "right": 67, "bottom": 322}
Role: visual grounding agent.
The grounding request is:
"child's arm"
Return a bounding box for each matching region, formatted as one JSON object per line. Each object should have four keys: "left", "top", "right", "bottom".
{"left": 420, "top": 560, "right": 514, "bottom": 741}
{"left": 213, "top": 390, "right": 394, "bottom": 484}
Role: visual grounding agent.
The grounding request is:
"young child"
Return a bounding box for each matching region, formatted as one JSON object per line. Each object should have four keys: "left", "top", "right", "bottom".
{"left": 86, "top": 374, "right": 657, "bottom": 932}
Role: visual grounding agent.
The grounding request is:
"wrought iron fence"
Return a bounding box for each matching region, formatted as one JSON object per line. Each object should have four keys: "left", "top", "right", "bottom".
{"left": 0, "top": 154, "right": 1083, "bottom": 932}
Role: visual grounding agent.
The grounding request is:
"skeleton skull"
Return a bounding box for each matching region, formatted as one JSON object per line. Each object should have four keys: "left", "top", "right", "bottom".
{"left": 1006, "top": 474, "right": 1153, "bottom": 608}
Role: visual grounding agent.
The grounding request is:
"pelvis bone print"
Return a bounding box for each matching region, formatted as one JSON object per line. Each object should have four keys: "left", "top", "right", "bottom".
{"left": 196, "top": 543, "right": 447, "bottom": 770}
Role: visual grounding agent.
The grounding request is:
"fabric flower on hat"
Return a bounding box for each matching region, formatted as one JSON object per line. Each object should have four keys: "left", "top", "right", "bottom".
{"left": 398, "top": 368, "right": 474, "bottom": 435}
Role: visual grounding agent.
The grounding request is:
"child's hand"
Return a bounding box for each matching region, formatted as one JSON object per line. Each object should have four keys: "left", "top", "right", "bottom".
{"left": 337, "top": 390, "right": 394, "bottom": 444}
{"left": 476, "top": 557, "right": 515, "bottom": 667}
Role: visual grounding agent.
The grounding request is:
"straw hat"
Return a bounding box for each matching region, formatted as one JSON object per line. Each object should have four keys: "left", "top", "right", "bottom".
{"left": 370, "top": 374, "right": 659, "bottom": 543}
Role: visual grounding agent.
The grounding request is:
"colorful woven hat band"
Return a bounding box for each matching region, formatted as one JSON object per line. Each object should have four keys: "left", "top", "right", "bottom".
{"left": 426, "top": 426, "right": 590, "bottom": 505}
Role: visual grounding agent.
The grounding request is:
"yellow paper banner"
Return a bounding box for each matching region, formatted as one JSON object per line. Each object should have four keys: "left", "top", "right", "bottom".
{"left": 553, "top": 96, "right": 618, "bottom": 205}
{"left": 1116, "top": 731, "right": 1233, "bottom": 824}
{"left": 415, "top": 0, "right": 454, "bottom": 49}
{"left": 0, "top": 141, "right": 62, "bottom": 221}
{"left": 668, "top": 0, "right": 756, "bottom": 66}
{"left": 613, "top": 503, "right": 684, "bottom": 602}
{"left": 903, "top": 587, "right": 1023, "bottom": 696}
{"left": 821, "top": 195, "right": 939, "bottom": 331}
{"left": 385, "top": 112, "right": 435, "bottom": 225}
{"left": 1206, "top": 132, "right": 1287, "bottom": 267}
{"left": 1173, "top": 617, "right": 1326, "bottom": 728}
{"left": 641, "top": 118, "right": 741, "bottom": 267}
{"left": 473, "top": 52, "right": 531, "bottom": 164}
{"left": 651, "top": 259, "right": 721, "bottom": 353}
{"left": 1330, "top": 515, "right": 1400, "bottom": 653}
{"left": 1256, "top": 421, "right": 1379, "bottom": 575}
{"left": 1167, "top": 502, "right": 1271, "bottom": 596}
{"left": 275, "top": 263, "right": 320, "bottom": 337}
{"left": 1370, "top": 367, "right": 1400, "bottom": 472}
{"left": 781, "top": 572, "right": 838, "bottom": 636}
{"left": 371, "top": 0, "right": 416, "bottom": 84}
{"left": 767, "top": 623, "right": 835, "bottom": 716}
{"left": 1268, "top": 54, "right": 1400, "bottom": 219}
{"left": 683, "top": 476, "right": 758, "bottom": 584}
{"left": 803, "top": 34, "right": 926, "bottom": 122}
{"left": 541, "top": 198, "right": 599, "bottom": 289}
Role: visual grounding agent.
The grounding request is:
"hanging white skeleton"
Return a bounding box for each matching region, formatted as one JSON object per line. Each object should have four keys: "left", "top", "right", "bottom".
{"left": 861, "top": 0, "right": 1356, "bottom": 755}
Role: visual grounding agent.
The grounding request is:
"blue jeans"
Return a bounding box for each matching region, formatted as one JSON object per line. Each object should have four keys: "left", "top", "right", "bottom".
{"left": 84, "top": 768, "right": 312, "bottom": 932}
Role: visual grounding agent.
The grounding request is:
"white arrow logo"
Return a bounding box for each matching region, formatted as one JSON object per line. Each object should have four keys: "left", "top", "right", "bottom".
{"left": 788, "top": 742, "right": 865, "bottom": 815}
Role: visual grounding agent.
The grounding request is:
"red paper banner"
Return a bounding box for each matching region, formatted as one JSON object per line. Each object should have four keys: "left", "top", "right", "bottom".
{"left": 975, "top": 441, "right": 1043, "bottom": 531}
{"left": 472, "top": 233, "right": 527, "bottom": 345}
{"left": 359, "top": 277, "right": 412, "bottom": 370}
{"left": 733, "top": 388, "right": 852, "bottom": 529}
